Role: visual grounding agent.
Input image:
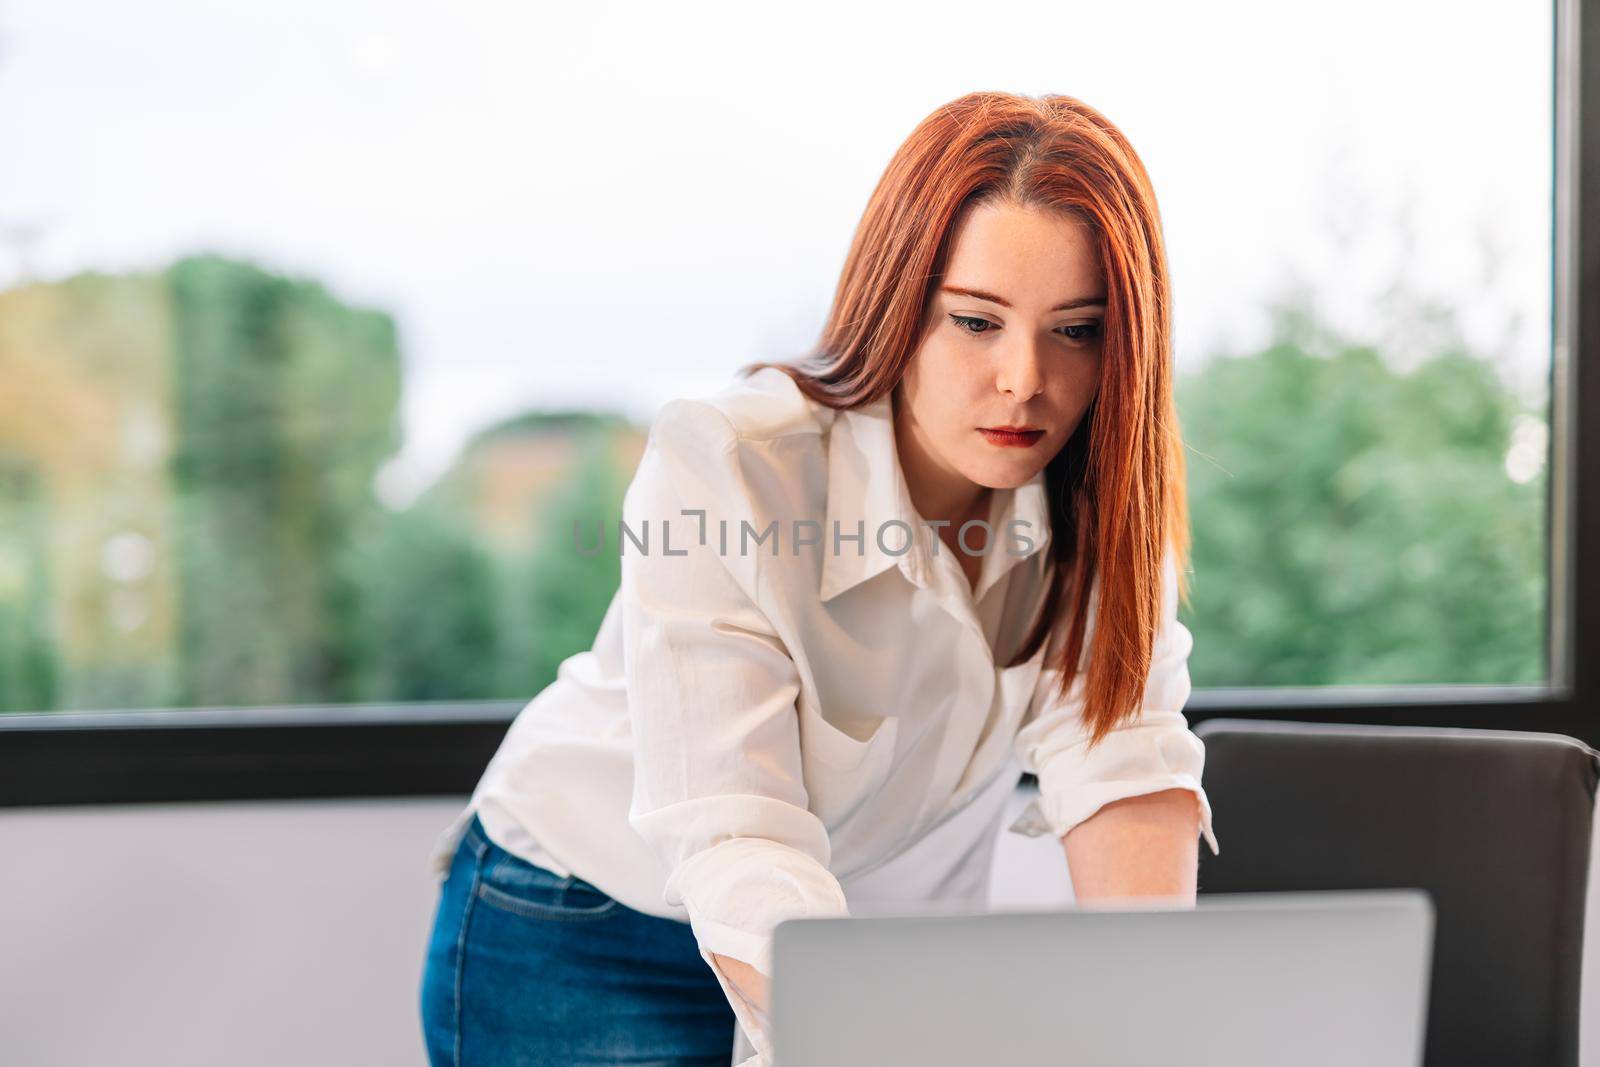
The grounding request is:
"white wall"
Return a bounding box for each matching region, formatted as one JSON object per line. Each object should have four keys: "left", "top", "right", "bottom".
{"left": 0, "top": 787, "right": 1592, "bottom": 1066}
{"left": 0, "top": 797, "right": 463, "bottom": 1066}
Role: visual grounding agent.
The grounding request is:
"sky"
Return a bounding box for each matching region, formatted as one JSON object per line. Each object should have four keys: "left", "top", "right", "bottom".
{"left": 0, "top": 0, "right": 1554, "bottom": 504}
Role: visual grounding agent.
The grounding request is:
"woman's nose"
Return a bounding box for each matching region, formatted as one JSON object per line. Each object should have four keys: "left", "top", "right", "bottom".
{"left": 996, "top": 335, "right": 1045, "bottom": 400}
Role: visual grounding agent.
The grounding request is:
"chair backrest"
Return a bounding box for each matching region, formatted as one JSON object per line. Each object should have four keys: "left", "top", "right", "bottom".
{"left": 1194, "top": 717, "right": 1600, "bottom": 1067}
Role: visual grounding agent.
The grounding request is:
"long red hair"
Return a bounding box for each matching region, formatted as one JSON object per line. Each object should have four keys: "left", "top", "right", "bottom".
{"left": 741, "top": 90, "right": 1191, "bottom": 748}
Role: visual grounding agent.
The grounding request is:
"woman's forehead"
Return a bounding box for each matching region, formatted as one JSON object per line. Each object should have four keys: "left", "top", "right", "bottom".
{"left": 942, "top": 202, "right": 1105, "bottom": 306}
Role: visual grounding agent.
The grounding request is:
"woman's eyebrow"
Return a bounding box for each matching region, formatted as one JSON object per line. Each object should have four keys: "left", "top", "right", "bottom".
{"left": 940, "top": 284, "right": 1107, "bottom": 312}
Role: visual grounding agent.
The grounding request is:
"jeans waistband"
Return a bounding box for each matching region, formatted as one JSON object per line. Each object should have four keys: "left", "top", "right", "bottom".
{"left": 463, "top": 809, "right": 493, "bottom": 859}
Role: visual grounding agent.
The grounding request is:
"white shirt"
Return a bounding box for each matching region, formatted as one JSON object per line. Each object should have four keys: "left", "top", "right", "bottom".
{"left": 427, "top": 365, "right": 1218, "bottom": 1067}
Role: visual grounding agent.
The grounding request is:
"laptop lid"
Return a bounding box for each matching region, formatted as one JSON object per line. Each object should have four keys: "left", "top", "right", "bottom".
{"left": 770, "top": 888, "right": 1433, "bottom": 1067}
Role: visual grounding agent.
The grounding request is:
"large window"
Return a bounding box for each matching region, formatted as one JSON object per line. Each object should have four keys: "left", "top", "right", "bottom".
{"left": 0, "top": 0, "right": 1592, "bottom": 801}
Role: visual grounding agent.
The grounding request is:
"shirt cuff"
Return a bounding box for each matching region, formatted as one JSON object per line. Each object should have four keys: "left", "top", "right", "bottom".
{"left": 1008, "top": 775, "right": 1219, "bottom": 856}
{"left": 1007, "top": 711, "right": 1220, "bottom": 856}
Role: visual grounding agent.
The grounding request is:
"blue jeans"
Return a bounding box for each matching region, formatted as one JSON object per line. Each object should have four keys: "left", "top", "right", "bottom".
{"left": 419, "top": 813, "right": 737, "bottom": 1066}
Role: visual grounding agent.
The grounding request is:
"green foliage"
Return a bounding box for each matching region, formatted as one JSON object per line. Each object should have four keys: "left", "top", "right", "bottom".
{"left": 1178, "top": 315, "right": 1546, "bottom": 687}
{"left": 499, "top": 429, "right": 629, "bottom": 698}
{"left": 160, "top": 253, "right": 634, "bottom": 707}
{"left": 167, "top": 254, "right": 402, "bottom": 706}
{"left": 337, "top": 505, "right": 504, "bottom": 702}
{"left": 0, "top": 458, "right": 57, "bottom": 711}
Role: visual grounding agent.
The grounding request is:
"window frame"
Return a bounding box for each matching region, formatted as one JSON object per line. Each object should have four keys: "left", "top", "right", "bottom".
{"left": 1, "top": 0, "right": 1595, "bottom": 808}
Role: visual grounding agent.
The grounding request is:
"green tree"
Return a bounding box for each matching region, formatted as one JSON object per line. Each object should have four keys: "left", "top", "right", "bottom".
{"left": 167, "top": 255, "right": 401, "bottom": 706}
{"left": 1178, "top": 304, "right": 1546, "bottom": 688}
{"left": 0, "top": 457, "right": 57, "bottom": 711}
{"left": 339, "top": 505, "right": 504, "bottom": 702}
{"left": 498, "top": 428, "right": 630, "bottom": 698}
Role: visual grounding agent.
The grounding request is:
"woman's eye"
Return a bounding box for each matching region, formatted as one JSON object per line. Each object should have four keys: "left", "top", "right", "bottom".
{"left": 949, "top": 314, "right": 1101, "bottom": 343}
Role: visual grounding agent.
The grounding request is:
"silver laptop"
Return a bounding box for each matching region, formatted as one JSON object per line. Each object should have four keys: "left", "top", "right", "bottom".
{"left": 770, "top": 889, "right": 1433, "bottom": 1066}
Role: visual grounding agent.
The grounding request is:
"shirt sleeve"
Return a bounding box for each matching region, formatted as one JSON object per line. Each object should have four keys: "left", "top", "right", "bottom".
{"left": 621, "top": 398, "right": 847, "bottom": 1067}
{"left": 1007, "top": 546, "right": 1219, "bottom": 856}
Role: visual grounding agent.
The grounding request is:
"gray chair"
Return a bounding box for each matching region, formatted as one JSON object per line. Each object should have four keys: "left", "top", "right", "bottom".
{"left": 1194, "top": 717, "right": 1600, "bottom": 1067}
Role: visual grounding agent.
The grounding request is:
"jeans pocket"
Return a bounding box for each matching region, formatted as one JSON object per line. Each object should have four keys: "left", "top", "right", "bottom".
{"left": 475, "top": 847, "right": 621, "bottom": 922}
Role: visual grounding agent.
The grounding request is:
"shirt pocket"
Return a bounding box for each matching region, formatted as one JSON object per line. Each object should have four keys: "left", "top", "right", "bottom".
{"left": 796, "top": 689, "right": 901, "bottom": 828}
{"left": 943, "top": 644, "right": 1050, "bottom": 810}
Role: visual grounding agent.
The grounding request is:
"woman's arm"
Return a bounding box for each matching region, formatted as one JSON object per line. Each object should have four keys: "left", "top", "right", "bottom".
{"left": 621, "top": 401, "right": 850, "bottom": 1067}
{"left": 719, "top": 791, "right": 1201, "bottom": 1019}
{"left": 721, "top": 790, "right": 1201, "bottom": 1018}
{"left": 1061, "top": 786, "right": 1200, "bottom": 903}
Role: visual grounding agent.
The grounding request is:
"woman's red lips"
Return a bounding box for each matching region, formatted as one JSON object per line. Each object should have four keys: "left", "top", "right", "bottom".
{"left": 978, "top": 426, "right": 1045, "bottom": 447}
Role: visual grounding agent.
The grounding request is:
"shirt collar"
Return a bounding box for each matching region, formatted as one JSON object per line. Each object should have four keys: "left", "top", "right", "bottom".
{"left": 819, "top": 392, "right": 1053, "bottom": 603}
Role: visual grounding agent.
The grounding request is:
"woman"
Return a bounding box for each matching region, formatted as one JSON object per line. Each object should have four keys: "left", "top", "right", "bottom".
{"left": 419, "top": 89, "right": 1218, "bottom": 1067}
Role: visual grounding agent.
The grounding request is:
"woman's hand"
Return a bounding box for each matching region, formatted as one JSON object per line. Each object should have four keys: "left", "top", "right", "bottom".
{"left": 1061, "top": 787, "right": 1201, "bottom": 904}
{"left": 713, "top": 952, "right": 772, "bottom": 1017}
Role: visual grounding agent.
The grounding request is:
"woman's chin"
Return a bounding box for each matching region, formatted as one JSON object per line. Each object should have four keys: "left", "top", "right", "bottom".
{"left": 957, "top": 455, "right": 1044, "bottom": 491}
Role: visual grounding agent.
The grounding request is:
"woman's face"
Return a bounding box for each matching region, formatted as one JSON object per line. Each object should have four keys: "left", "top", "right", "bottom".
{"left": 895, "top": 198, "right": 1106, "bottom": 518}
